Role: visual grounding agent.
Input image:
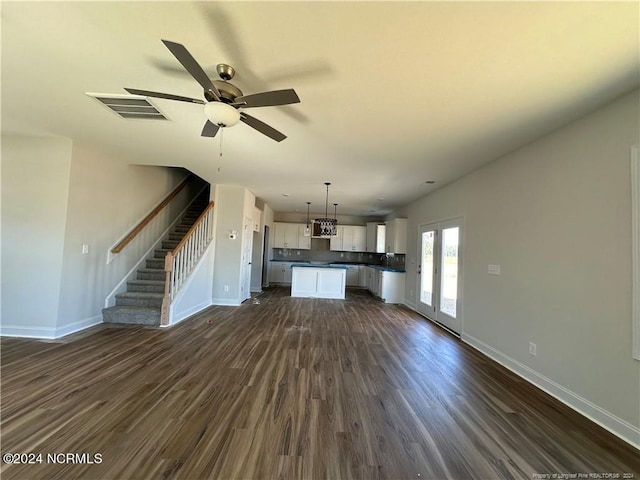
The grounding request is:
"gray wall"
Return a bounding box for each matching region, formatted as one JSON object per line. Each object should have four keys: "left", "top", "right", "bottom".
{"left": 211, "top": 185, "right": 255, "bottom": 304}
{"left": 1, "top": 135, "right": 72, "bottom": 336}
{"left": 1, "top": 135, "right": 195, "bottom": 337}
{"left": 403, "top": 89, "right": 640, "bottom": 445}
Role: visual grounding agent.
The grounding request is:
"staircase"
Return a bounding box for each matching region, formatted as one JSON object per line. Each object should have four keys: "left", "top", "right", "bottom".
{"left": 102, "top": 191, "right": 210, "bottom": 326}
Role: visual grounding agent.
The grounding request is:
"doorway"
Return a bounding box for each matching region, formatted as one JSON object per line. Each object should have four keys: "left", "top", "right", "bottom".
{"left": 240, "top": 216, "right": 253, "bottom": 302}
{"left": 416, "top": 219, "right": 463, "bottom": 335}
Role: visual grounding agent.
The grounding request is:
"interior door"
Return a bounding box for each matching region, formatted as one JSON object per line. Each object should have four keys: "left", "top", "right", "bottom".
{"left": 241, "top": 216, "right": 253, "bottom": 302}
{"left": 416, "top": 219, "right": 463, "bottom": 335}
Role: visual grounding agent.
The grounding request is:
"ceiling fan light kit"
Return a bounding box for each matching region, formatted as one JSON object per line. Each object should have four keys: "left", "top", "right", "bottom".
{"left": 124, "top": 40, "right": 300, "bottom": 142}
{"left": 204, "top": 102, "right": 240, "bottom": 127}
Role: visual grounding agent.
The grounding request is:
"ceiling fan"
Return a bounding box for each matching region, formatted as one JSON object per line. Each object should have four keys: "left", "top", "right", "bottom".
{"left": 125, "top": 40, "right": 300, "bottom": 142}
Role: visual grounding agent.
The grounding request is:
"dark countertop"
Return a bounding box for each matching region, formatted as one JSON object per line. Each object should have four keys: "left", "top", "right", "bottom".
{"left": 269, "top": 259, "right": 405, "bottom": 273}
{"left": 291, "top": 263, "right": 348, "bottom": 269}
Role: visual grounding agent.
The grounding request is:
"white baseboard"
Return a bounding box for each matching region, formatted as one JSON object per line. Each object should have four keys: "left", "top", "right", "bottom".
{"left": 211, "top": 298, "right": 242, "bottom": 306}
{"left": 0, "top": 325, "right": 58, "bottom": 339}
{"left": 404, "top": 299, "right": 417, "bottom": 311}
{"left": 55, "top": 316, "right": 102, "bottom": 338}
{"left": 250, "top": 288, "right": 263, "bottom": 293}
{"left": 1, "top": 315, "right": 102, "bottom": 339}
{"left": 462, "top": 333, "right": 640, "bottom": 450}
{"left": 169, "top": 300, "right": 212, "bottom": 326}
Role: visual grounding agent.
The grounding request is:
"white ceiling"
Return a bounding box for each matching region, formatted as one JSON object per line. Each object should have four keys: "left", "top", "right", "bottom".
{"left": 2, "top": 1, "right": 638, "bottom": 216}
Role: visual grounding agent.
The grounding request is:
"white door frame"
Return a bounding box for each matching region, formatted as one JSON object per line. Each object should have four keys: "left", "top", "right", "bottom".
{"left": 416, "top": 217, "right": 464, "bottom": 336}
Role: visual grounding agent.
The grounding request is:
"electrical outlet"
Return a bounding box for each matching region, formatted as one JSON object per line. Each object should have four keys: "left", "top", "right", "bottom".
{"left": 340, "top": 253, "right": 344, "bottom": 257}
{"left": 488, "top": 264, "right": 500, "bottom": 275}
{"left": 81, "top": 244, "right": 89, "bottom": 254}
{"left": 529, "top": 342, "right": 537, "bottom": 356}
{"left": 224, "top": 285, "right": 229, "bottom": 292}
{"left": 297, "top": 251, "right": 300, "bottom": 255}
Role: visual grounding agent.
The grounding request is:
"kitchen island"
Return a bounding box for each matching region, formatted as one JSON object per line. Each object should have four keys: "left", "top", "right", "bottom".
{"left": 291, "top": 264, "right": 348, "bottom": 299}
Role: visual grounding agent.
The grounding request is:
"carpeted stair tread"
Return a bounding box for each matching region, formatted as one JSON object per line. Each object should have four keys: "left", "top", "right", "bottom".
{"left": 102, "top": 306, "right": 161, "bottom": 325}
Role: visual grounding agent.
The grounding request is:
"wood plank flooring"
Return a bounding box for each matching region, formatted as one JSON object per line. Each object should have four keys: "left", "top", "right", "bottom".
{"left": 1, "top": 287, "right": 639, "bottom": 479}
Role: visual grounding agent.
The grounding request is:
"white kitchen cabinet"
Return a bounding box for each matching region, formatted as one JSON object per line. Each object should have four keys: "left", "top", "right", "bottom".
{"left": 344, "top": 226, "right": 366, "bottom": 252}
{"left": 358, "top": 266, "right": 368, "bottom": 288}
{"left": 379, "top": 271, "right": 405, "bottom": 304}
{"left": 366, "top": 266, "right": 380, "bottom": 296}
{"left": 344, "top": 265, "right": 360, "bottom": 286}
{"left": 366, "top": 222, "right": 386, "bottom": 253}
{"left": 329, "top": 226, "right": 344, "bottom": 251}
{"left": 385, "top": 218, "right": 407, "bottom": 254}
{"left": 274, "top": 222, "right": 300, "bottom": 249}
{"left": 269, "top": 262, "right": 294, "bottom": 284}
{"left": 365, "top": 266, "right": 405, "bottom": 303}
{"left": 331, "top": 225, "right": 366, "bottom": 252}
{"left": 291, "top": 266, "right": 346, "bottom": 299}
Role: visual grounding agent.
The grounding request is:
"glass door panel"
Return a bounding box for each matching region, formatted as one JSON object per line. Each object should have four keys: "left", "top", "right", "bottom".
{"left": 440, "top": 227, "right": 459, "bottom": 318}
{"left": 421, "top": 230, "right": 435, "bottom": 308}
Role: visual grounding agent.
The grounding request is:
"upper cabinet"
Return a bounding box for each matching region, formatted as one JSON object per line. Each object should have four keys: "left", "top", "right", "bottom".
{"left": 385, "top": 218, "right": 407, "bottom": 254}
{"left": 274, "top": 222, "right": 299, "bottom": 248}
{"left": 330, "top": 225, "right": 366, "bottom": 252}
{"left": 273, "top": 222, "right": 310, "bottom": 250}
{"left": 366, "top": 222, "right": 386, "bottom": 253}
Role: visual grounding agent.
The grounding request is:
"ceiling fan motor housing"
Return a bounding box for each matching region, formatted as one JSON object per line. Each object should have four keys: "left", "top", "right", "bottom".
{"left": 206, "top": 80, "right": 243, "bottom": 104}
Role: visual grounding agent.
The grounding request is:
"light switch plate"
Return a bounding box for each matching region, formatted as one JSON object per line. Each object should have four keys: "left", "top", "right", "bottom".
{"left": 488, "top": 264, "right": 500, "bottom": 275}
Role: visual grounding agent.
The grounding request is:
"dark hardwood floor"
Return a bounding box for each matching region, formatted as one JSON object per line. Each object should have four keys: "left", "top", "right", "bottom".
{"left": 1, "top": 287, "right": 638, "bottom": 479}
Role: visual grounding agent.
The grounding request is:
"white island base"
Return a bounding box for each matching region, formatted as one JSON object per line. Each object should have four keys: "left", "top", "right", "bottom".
{"left": 291, "top": 265, "right": 347, "bottom": 299}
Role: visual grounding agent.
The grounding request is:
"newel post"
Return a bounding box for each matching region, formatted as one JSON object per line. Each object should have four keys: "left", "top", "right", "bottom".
{"left": 161, "top": 253, "right": 174, "bottom": 326}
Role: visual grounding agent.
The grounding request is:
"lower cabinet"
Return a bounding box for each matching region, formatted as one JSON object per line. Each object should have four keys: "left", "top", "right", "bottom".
{"left": 269, "top": 262, "right": 293, "bottom": 284}
{"left": 365, "top": 267, "right": 404, "bottom": 304}
{"left": 345, "top": 265, "right": 360, "bottom": 287}
{"left": 379, "top": 271, "right": 405, "bottom": 304}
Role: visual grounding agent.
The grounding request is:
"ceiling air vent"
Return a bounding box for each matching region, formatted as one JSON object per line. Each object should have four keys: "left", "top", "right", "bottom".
{"left": 87, "top": 93, "right": 168, "bottom": 120}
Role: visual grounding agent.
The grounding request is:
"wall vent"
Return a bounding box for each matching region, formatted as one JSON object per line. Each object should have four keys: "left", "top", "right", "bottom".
{"left": 87, "top": 93, "right": 169, "bottom": 120}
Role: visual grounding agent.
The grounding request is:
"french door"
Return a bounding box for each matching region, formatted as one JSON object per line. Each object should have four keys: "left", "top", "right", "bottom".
{"left": 417, "top": 219, "right": 463, "bottom": 335}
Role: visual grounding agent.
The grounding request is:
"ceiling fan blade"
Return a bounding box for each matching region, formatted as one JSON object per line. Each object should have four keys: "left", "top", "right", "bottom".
{"left": 240, "top": 113, "right": 286, "bottom": 142}
{"left": 235, "top": 89, "right": 300, "bottom": 108}
{"left": 124, "top": 88, "right": 205, "bottom": 105}
{"left": 201, "top": 120, "right": 220, "bottom": 138}
{"left": 161, "top": 39, "right": 221, "bottom": 101}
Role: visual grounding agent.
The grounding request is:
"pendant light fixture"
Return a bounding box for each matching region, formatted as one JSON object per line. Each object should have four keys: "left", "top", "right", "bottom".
{"left": 304, "top": 201, "right": 312, "bottom": 236}
{"left": 315, "top": 182, "right": 338, "bottom": 236}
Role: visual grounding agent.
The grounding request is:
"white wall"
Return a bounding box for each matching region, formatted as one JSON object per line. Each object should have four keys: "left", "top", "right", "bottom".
{"left": 404, "top": 89, "right": 640, "bottom": 445}
{"left": 212, "top": 185, "right": 254, "bottom": 305}
{"left": 1, "top": 136, "right": 200, "bottom": 338}
{"left": 55, "top": 143, "right": 191, "bottom": 334}
{"left": 1, "top": 135, "right": 72, "bottom": 337}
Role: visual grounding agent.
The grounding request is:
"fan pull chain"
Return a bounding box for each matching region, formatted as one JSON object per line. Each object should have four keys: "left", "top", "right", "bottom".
{"left": 218, "top": 127, "right": 224, "bottom": 173}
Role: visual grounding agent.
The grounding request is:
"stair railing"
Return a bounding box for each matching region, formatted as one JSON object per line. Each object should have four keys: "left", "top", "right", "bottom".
{"left": 111, "top": 175, "right": 192, "bottom": 255}
{"left": 161, "top": 201, "right": 215, "bottom": 325}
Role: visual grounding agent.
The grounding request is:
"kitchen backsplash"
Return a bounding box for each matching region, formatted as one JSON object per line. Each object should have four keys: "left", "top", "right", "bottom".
{"left": 272, "top": 248, "right": 406, "bottom": 270}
